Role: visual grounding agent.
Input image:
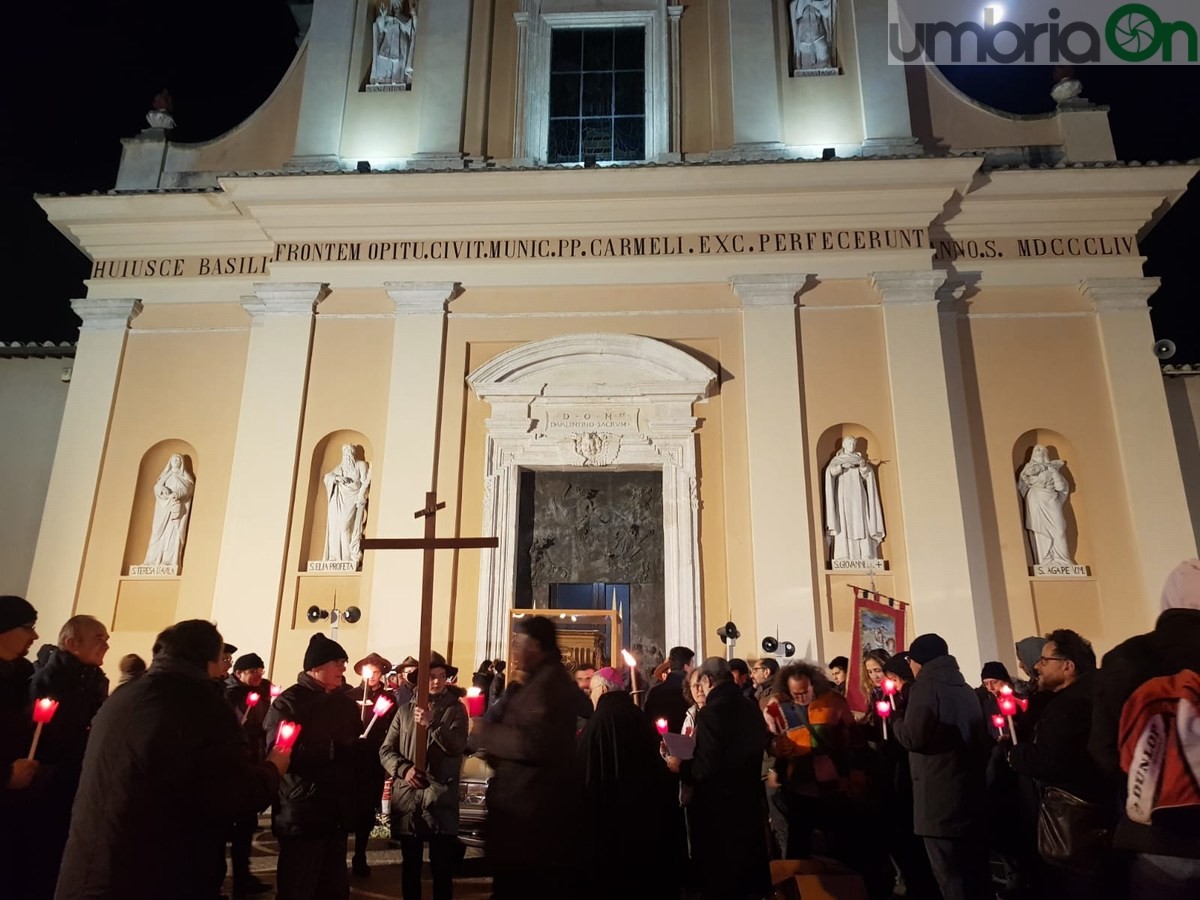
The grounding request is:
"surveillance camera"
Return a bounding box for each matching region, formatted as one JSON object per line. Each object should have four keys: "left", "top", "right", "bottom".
{"left": 1154, "top": 339, "right": 1177, "bottom": 360}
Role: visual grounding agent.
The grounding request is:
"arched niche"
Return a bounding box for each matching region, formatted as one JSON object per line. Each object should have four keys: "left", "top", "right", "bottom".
{"left": 467, "top": 333, "right": 717, "bottom": 660}
{"left": 1012, "top": 430, "right": 1088, "bottom": 568}
{"left": 123, "top": 440, "right": 198, "bottom": 574}
{"left": 814, "top": 423, "right": 889, "bottom": 565}
{"left": 300, "top": 431, "right": 375, "bottom": 568}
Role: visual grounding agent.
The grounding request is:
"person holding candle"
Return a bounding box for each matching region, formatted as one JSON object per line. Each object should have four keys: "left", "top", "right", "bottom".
{"left": 264, "top": 632, "right": 363, "bottom": 900}
{"left": 890, "top": 633, "right": 991, "bottom": 900}
{"left": 379, "top": 651, "right": 467, "bottom": 900}
{"left": 0, "top": 596, "right": 39, "bottom": 899}
{"left": 644, "top": 645, "right": 696, "bottom": 734}
{"left": 222, "top": 651, "right": 273, "bottom": 896}
{"left": 55, "top": 619, "right": 290, "bottom": 900}
{"left": 28, "top": 614, "right": 111, "bottom": 899}
{"left": 349, "top": 651, "right": 394, "bottom": 878}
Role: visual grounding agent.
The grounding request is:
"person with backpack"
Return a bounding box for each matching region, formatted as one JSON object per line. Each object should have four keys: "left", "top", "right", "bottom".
{"left": 1089, "top": 559, "right": 1200, "bottom": 898}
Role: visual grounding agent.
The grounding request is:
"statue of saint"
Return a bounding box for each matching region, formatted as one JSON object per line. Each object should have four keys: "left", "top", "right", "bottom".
{"left": 324, "top": 444, "right": 372, "bottom": 568}
{"left": 790, "top": 0, "right": 836, "bottom": 71}
{"left": 1017, "top": 445, "right": 1074, "bottom": 565}
{"left": 369, "top": 0, "right": 417, "bottom": 88}
{"left": 143, "top": 454, "right": 195, "bottom": 569}
{"left": 823, "top": 437, "right": 885, "bottom": 562}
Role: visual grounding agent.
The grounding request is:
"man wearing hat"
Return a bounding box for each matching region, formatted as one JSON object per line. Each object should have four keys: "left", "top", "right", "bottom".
{"left": 892, "top": 633, "right": 991, "bottom": 900}
{"left": 264, "top": 633, "right": 363, "bottom": 899}
{"left": 379, "top": 651, "right": 468, "bottom": 900}
{"left": 349, "top": 651, "right": 395, "bottom": 877}
{"left": 0, "top": 596, "right": 40, "bottom": 898}
{"left": 223, "top": 652, "right": 273, "bottom": 896}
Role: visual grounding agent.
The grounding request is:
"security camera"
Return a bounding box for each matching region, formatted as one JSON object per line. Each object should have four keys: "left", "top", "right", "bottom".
{"left": 1154, "top": 339, "right": 1177, "bottom": 360}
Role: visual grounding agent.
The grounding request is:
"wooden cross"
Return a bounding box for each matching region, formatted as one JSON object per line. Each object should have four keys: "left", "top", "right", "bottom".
{"left": 361, "top": 491, "right": 498, "bottom": 772}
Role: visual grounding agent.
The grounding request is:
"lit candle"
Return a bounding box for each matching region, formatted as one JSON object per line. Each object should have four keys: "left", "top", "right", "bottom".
{"left": 239, "top": 691, "right": 261, "bottom": 726}
{"left": 274, "top": 720, "right": 302, "bottom": 752}
{"left": 656, "top": 717, "right": 669, "bottom": 736}
{"left": 360, "top": 666, "right": 372, "bottom": 708}
{"left": 875, "top": 699, "right": 892, "bottom": 740}
{"left": 464, "top": 686, "right": 485, "bottom": 718}
{"left": 882, "top": 677, "right": 898, "bottom": 709}
{"left": 992, "top": 714, "right": 1006, "bottom": 735}
{"left": 1016, "top": 697, "right": 1029, "bottom": 713}
{"left": 360, "top": 695, "right": 395, "bottom": 738}
{"left": 28, "top": 698, "right": 59, "bottom": 760}
{"left": 269, "top": 684, "right": 282, "bottom": 701}
{"left": 998, "top": 695, "right": 1018, "bottom": 743}
{"left": 621, "top": 649, "right": 639, "bottom": 702}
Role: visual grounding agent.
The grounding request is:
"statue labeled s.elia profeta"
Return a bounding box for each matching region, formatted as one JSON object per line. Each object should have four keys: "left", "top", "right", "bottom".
{"left": 324, "top": 444, "right": 372, "bottom": 569}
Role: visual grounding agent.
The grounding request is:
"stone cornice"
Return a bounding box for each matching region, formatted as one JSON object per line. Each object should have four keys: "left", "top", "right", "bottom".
{"left": 1079, "top": 277, "right": 1161, "bottom": 311}
{"left": 384, "top": 282, "right": 462, "bottom": 314}
{"left": 242, "top": 283, "right": 329, "bottom": 318}
{"left": 71, "top": 298, "right": 143, "bottom": 331}
{"left": 869, "top": 271, "right": 948, "bottom": 304}
{"left": 730, "top": 275, "right": 812, "bottom": 309}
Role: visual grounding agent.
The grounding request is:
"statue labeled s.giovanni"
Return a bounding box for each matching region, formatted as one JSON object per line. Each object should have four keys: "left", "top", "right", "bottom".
{"left": 324, "top": 444, "right": 372, "bottom": 569}
{"left": 369, "top": 0, "right": 417, "bottom": 90}
{"left": 823, "top": 437, "right": 885, "bottom": 562}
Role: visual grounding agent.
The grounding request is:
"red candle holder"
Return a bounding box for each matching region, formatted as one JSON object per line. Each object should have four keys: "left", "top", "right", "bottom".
{"left": 992, "top": 714, "right": 1006, "bottom": 730}
{"left": 464, "top": 687, "right": 485, "bottom": 718}
{"left": 274, "top": 720, "right": 302, "bottom": 752}
{"left": 245, "top": 692, "right": 260, "bottom": 708}
{"left": 32, "top": 698, "right": 59, "bottom": 724}
{"left": 656, "top": 717, "right": 669, "bottom": 736}
{"left": 875, "top": 700, "right": 892, "bottom": 719}
{"left": 269, "top": 684, "right": 283, "bottom": 700}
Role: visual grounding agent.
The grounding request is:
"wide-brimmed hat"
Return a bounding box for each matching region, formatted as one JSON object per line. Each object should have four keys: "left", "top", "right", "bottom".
{"left": 353, "top": 652, "right": 392, "bottom": 676}
{"left": 405, "top": 651, "right": 458, "bottom": 684}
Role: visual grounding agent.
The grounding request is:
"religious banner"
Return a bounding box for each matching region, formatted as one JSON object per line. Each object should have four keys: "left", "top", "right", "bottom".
{"left": 846, "top": 586, "right": 908, "bottom": 714}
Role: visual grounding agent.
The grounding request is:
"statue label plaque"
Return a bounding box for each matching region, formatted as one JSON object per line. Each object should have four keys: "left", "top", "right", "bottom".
{"left": 1032, "top": 564, "right": 1089, "bottom": 578}
{"left": 307, "top": 560, "right": 358, "bottom": 573}
{"left": 830, "top": 559, "right": 889, "bottom": 572}
{"left": 129, "top": 565, "right": 178, "bottom": 577}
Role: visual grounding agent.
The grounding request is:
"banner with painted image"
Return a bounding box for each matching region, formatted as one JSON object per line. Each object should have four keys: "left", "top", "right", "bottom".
{"left": 847, "top": 586, "right": 907, "bottom": 713}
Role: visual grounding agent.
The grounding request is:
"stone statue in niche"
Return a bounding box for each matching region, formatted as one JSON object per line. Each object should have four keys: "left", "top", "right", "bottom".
{"left": 143, "top": 453, "right": 195, "bottom": 570}
{"left": 790, "top": 0, "right": 838, "bottom": 75}
{"left": 323, "top": 444, "right": 372, "bottom": 569}
{"left": 368, "top": 0, "right": 417, "bottom": 91}
{"left": 1017, "top": 445, "right": 1075, "bottom": 566}
{"left": 823, "top": 436, "right": 885, "bottom": 562}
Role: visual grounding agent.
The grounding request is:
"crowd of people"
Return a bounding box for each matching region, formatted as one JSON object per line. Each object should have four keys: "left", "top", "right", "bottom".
{"left": 1, "top": 557, "right": 1199, "bottom": 899}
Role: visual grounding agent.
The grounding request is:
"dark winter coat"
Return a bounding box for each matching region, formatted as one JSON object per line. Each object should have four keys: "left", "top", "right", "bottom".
{"left": 262, "top": 672, "right": 363, "bottom": 840}
{"left": 1008, "top": 671, "right": 1106, "bottom": 802}
{"left": 53, "top": 655, "right": 280, "bottom": 900}
{"left": 680, "top": 680, "right": 773, "bottom": 898}
{"left": 1, "top": 655, "right": 38, "bottom": 898}
{"left": 29, "top": 645, "right": 109, "bottom": 772}
{"left": 1089, "top": 608, "right": 1200, "bottom": 859}
{"left": 224, "top": 675, "right": 272, "bottom": 763}
{"left": 474, "top": 658, "right": 582, "bottom": 868}
{"left": 644, "top": 668, "right": 690, "bottom": 734}
{"left": 379, "top": 686, "right": 468, "bottom": 836}
{"left": 892, "top": 654, "right": 989, "bottom": 839}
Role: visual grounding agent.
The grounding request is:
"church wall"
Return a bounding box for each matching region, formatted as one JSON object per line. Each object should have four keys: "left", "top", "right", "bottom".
{"left": 77, "top": 324, "right": 250, "bottom": 685}
{"left": 966, "top": 287, "right": 1144, "bottom": 661}
{"left": 272, "top": 296, "right": 395, "bottom": 681}
{"left": 340, "top": 0, "right": 421, "bottom": 162}
{"left": 440, "top": 284, "right": 753, "bottom": 665}
{"left": 1165, "top": 374, "right": 1200, "bottom": 553}
{"left": 0, "top": 357, "right": 68, "bottom": 598}
{"left": 778, "top": 0, "right": 865, "bottom": 149}
{"left": 798, "top": 279, "right": 908, "bottom": 663}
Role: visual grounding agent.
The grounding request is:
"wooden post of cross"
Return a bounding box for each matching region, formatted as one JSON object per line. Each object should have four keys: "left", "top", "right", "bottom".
{"left": 361, "top": 490, "right": 498, "bottom": 772}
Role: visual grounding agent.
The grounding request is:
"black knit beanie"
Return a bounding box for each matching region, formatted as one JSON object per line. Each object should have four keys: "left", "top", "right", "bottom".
{"left": 303, "top": 633, "right": 348, "bottom": 670}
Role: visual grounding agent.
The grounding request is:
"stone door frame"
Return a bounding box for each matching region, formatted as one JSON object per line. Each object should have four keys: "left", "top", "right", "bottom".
{"left": 466, "top": 333, "right": 716, "bottom": 660}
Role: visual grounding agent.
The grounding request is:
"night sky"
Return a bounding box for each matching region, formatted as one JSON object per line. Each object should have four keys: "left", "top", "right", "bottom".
{"left": 3, "top": 2, "right": 1197, "bottom": 359}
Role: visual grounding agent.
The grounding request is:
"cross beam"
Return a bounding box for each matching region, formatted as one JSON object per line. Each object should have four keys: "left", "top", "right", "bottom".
{"left": 361, "top": 491, "right": 498, "bottom": 771}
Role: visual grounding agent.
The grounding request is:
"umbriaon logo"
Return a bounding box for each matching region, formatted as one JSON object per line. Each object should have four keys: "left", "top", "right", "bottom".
{"left": 887, "top": 1, "right": 1199, "bottom": 64}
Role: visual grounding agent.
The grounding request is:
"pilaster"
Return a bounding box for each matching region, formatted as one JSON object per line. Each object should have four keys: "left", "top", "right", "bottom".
{"left": 365, "top": 283, "right": 460, "bottom": 660}
{"left": 26, "top": 298, "right": 143, "bottom": 629}
{"left": 289, "top": 0, "right": 358, "bottom": 169}
{"left": 851, "top": 0, "right": 919, "bottom": 156}
{"left": 210, "top": 283, "right": 328, "bottom": 665}
{"left": 1082, "top": 277, "right": 1198, "bottom": 612}
{"left": 412, "top": 0, "right": 473, "bottom": 168}
{"left": 732, "top": 275, "right": 821, "bottom": 659}
{"left": 713, "top": 0, "right": 785, "bottom": 159}
{"left": 874, "top": 271, "right": 994, "bottom": 676}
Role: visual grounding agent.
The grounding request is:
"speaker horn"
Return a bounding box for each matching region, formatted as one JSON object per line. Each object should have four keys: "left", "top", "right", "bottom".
{"left": 761, "top": 636, "right": 779, "bottom": 654}
{"left": 781, "top": 641, "right": 796, "bottom": 658}
{"left": 1154, "top": 339, "right": 1177, "bottom": 360}
{"left": 343, "top": 606, "right": 362, "bottom": 624}
{"left": 306, "top": 605, "right": 327, "bottom": 623}
{"left": 717, "top": 621, "right": 740, "bottom": 644}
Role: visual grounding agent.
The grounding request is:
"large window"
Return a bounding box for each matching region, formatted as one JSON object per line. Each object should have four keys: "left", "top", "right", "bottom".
{"left": 547, "top": 28, "right": 646, "bottom": 164}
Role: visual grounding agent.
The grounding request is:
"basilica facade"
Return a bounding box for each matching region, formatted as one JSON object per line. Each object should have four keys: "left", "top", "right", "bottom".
{"left": 29, "top": 0, "right": 1197, "bottom": 681}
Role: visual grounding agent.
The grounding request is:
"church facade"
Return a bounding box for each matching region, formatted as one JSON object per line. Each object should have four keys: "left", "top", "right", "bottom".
{"left": 30, "top": 0, "right": 1198, "bottom": 682}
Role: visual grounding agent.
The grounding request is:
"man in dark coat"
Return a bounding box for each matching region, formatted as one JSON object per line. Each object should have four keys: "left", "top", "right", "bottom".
{"left": 0, "top": 596, "right": 40, "bottom": 900}
{"left": 1089, "top": 560, "right": 1200, "bottom": 895}
{"left": 472, "top": 615, "right": 582, "bottom": 900}
{"left": 576, "top": 667, "right": 674, "bottom": 897}
{"left": 667, "top": 656, "right": 772, "bottom": 900}
{"left": 28, "top": 614, "right": 110, "bottom": 899}
{"left": 892, "top": 633, "right": 991, "bottom": 900}
{"left": 348, "top": 651, "right": 395, "bottom": 878}
{"left": 264, "top": 633, "right": 363, "bottom": 900}
{"left": 54, "top": 619, "right": 288, "bottom": 900}
{"left": 379, "top": 651, "right": 468, "bottom": 900}
{"left": 644, "top": 645, "right": 695, "bottom": 733}
{"left": 223, "top": 651, "right": 273, "bottom": 896}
